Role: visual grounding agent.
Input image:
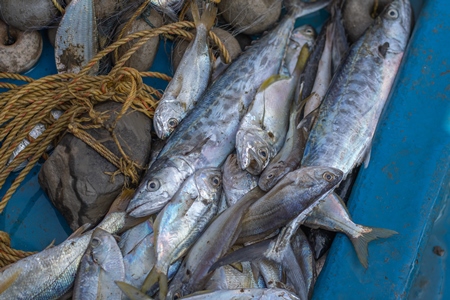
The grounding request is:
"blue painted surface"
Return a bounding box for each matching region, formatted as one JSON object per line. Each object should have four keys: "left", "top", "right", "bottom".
{"left": 312, "top": 0, "right": 450, "bottom": 299}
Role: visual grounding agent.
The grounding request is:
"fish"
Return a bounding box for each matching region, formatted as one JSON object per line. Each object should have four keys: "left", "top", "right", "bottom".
{"left": 126, "top": 0, "right": 331, "bottom": 218}
{"left": 55, "top": 0, "right": 98, "bottom": 74}
{"left": 178, "top": 288, "right": 301, "bottom": 299}
{"left": 303, "top": 193, "right": 397, "bottom": 268}
{"left": 258, "top": 102, "right": 317, "bottom": 192}
{"left": 153, "top": 2, "right": 217, "bottom": 140}
{"left": 120, "top": 220, "right": 156, "bottom": 288}
{"left": 0, "top": 190, "right": 140, "bottom": 299}
{"left": 166, "top": 187, "right": 266, "bottom": 299}
{"left": 73, "top": 228, "right": 125, "bottom": 300}
{"left": 206, "top": 262, "right": 265, "bottom": 290}
{"left": 330, "top": 0, "right": 349, "bottom": 75}
{"left": 222, "top": 153, "right": 259, "bottom": 207}
{"left": 235, "top": 30, "right": 313, "bottom": 176}
{"left": 236, "top": 166, "right": 343, "bottom": 244}
{"left": 301, "top": 0, "right": 412, "bottom": 177}
{"left": 283, "top": 25, "right": 316, "bottom": 76}
{"left": 142, "top": 167, "right": 222, "bottom": 299}
{"left": 303, "top": 18, "right": 333, "bottom": 116}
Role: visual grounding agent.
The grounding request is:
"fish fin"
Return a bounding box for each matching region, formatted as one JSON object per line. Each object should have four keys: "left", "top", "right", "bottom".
{"left": 292, "top": 44, "right": 311, "bottom": 77}
{"left": 350, "top": 226, "right": 398, "bottom": 268}
{"left": 286, "top": 0, "right": 330, "bottom": 19}
{"left": 116, "top": 281, "right": 153, "bottom": 300}
{"left": 209, "top": 239, "right": 272, "bottom": 273}
{"left": 44, "top": 239, "right": 55, "bottom": 250}
{"left": 68, "top": 223, "right": 91, "bottom": 239}
{"left": 141, "top": 267, "right": 168, "bottom": 300}
{"left": 229, "top": 262, "right": 244, "bottom": 273}
{"left": 108, "top": 188, "right": 136, "bottom": 214}
{"left": 192, "top": 2, "right": 217, "bottom": 31}
{"left": 297, "top": 107, "right": 319, "bottom": 130}
{"left": 0, "top": 267, "right": 21, "bottom": 294}
{"left": 250, "top": 261, "right": 261, "bottom": 281}
{"left": 257, "top": 75, "right": 290, "bottom": 93}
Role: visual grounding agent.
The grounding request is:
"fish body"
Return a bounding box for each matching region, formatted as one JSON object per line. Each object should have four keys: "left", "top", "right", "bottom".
{"left": 166, "top": 187, "right": 266, "bottom": 299}
{"left": 235, "top": 27, "right": 314, "bottom": 176}
{"left": 154, "top": 3, "right": 217, "bottom": 140}
{"left": 144, "top": 168, "right": 222, "bottom": 298}
{"left": 304, "top": 193, "right": 397, "bottom": 268}
{"left": 181, "top": 288, "right": 300, "bottom": 300}
{"left": 151, "top": 0, "right": 184, "bottom": 20}
{"left": 222, "top": 154, "right": 259, "bottom": 206}
{"left": 206, "top": 262, "right": 264, "bottom": 290}
{"left": 73, "top": 228, "right": 125, "bottom": 300}
{"left": 237, "top": 166, "right": 343, "bottom": 244}
{"left": 301, "top": 0, "right": 412, "bottom": 176}
{"left": 127, "top": 0, "right": 330, "bottom": 218}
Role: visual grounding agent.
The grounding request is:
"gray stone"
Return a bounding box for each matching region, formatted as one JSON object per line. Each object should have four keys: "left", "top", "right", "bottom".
{"left": 39, "top": 101, "right": 152, "bottom": 230}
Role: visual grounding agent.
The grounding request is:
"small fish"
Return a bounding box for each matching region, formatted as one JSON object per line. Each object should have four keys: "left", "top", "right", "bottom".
{"left": 142, "top": 167, "right": 222, "bottom": 299}
{"left": 151, "top": 0, "right": 185, "bottom": 20}
{"left": 236, "top": 166, "right": 343, "bottom": 244}
{"left": 154, "top": 2, "right": 217, "bottom": 140}
{"left": 206, "top": 262, "right": 264, "bottom": 290}
{"left": 73, "top": 228, "right": 125, "bottom": 300}
{"left": 179, "top": 288, "right": 301, "bottom": 299}
{"left": 222, "top": 153, "right": 259, "bottom": 206}
{"left": 166, "top": 187, "right": 266, "bottom": 299}
{"left": 304, "top": 193, "right": 397, "bottom": 268}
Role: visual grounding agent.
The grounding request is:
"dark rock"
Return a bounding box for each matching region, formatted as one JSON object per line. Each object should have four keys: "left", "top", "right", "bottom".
{"left": 39, "top": 101, "right": 152, "bottom": 230}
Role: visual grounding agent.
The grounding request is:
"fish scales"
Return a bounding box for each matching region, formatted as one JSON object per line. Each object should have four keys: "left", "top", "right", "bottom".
{"left": 301, "top": 0, "right": 412, "bottom": 176}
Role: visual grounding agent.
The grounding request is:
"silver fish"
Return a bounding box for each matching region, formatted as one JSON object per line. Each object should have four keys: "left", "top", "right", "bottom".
{"left": 330, "top": 0, "right": 349, "bottom": 75}
{"left": 126, "top": 0, "right": 331, "bottom": 218}
{"left": 120, "top": 220, "right": 156, "bottom": 288}
{"left": 142, "top": 167, "right": 222, "bottom": 299}
{"left": 304, "top": 193, "right": 397, "bottom": 268}
{"left": 166, "top": 187, "right": 266, "bottom": 299}
{"left": 236, "top": 166, "right": 343, "bottom": 244}
{"left": 181, "top": 288, "right": 300, "bottom": 299}
{"left": 301, "top": 0, "right": 412, "bottom": 177}
{"left": 283, "top": 25, "right": 317, "bottom": 76}
{"left": 73, "top": 228, "right": 125, "bottom": 300}
{"left": 154, "top": 2, "right": 217, "bottom": 140}
{"left": 258, "top": 79, "right": 316, "bottom": 192}
{"left": 151, "top": 0, "right": 184, "bottom": 20}
{"left": 222, "top": 153, "right": 259, "bottom": 207}
{"left": 55, "top": 0, "right": 98, "bottom": 74}
{"left": 206, "top": 262, "right": 264, "bottom": 290}
{"left": 0, "top": 190, "right": 138, "bottom": 299}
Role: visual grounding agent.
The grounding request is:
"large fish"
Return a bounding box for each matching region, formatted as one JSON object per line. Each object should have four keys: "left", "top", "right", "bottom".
{"left": 301, "top": 0, "right": 412, "bottom": 176}
{"left": 153, "top": 2, "right": 217, "bottom": 140}
{"left": 127, "top": 0, "right": 330, "bottom": 218}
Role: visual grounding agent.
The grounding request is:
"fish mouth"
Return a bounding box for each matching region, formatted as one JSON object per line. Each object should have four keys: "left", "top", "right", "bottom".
{"left": 154, "top": 115, "right": 172, "bottom": 140}
{"left": 240, "top": 148, "right": 265, "bottom": 176}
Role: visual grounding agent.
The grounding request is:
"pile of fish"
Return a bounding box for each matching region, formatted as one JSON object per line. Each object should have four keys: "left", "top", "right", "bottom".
{"left": 0, "top": 0, "right": 413, "bottom": 299}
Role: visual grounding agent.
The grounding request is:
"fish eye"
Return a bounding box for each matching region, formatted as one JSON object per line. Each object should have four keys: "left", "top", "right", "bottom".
{"left": 267, "top": 173, "right": 273, "bottom": 178}
{"left": 174, "top": 292, "right": 182, "bottom": 299}
{"left": 147, "top": 179, "right": 160, "bottom": 191}
{"left": 322, "top": 172, "right": 335, "bottom": 182}
{"left": 211, "top": 176, "right": 221, "bottom": 186}
{"left": 91, "top": 237, "right": 100, "bottom": 247}
{"left": 258, "top": 149, "right": 268, "bottom": 158}
{"left": 386, "top": 8, "right": 399, "bottom": 19}
{"left": 168, "top": 118, "right": 179, "bottom": 128}
{"left": 305, "top": 27, "right": 314, "bottom": 35}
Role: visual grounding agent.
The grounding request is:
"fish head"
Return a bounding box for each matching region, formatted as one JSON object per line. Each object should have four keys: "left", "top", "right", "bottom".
{"left": 90, "top": 228, "right": 115, "bottom": 266}
{"left": 379, "top": 0, "right": 412, "bottom": 53}
{"left": 290, "top": 25, "right": 316, "bottom": 49}
{"left": 258, "top": 161, "right": 291, "bottom": 191}
{"left": 126, "top": 161, "right": 187, "bottom": 218}
{"left": 293, "top": 166, "right": 344, "bottom": 191}
{"left": 236, "top": 129, "right": 272, "bottom": 176}
{"left": 154, "top": 101, "right": 185, "bottom": 140}
{"left": 194, "top": 167, "right": 223, "bottom": 203}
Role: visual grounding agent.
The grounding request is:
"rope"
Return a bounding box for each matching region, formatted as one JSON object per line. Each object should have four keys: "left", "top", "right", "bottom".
{"left": 51, "top": 0, "right": 65, "bottom": 15}
{"left": 0, "top": 231, "right": 37, "bottom": 267}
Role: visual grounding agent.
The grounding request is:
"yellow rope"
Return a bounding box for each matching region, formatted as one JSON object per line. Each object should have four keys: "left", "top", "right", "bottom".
{"left": 0, "top": 231, "right": 37, "bottom": 268}
{"left": 51, "top": 0, "right": 65, "bottom": 15}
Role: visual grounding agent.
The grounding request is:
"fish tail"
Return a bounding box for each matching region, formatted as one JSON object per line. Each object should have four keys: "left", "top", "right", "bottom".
{"left": 350, "top": 226, "right": 398, "bottom": 268}
{"left": 115, "top": 281, "right": 153, "bottom": 300}
{"left": 141, "top": 266, "right": 168, "bottom": 299}
{"left": 192, "top": 1, "right": 217, "bottom": 31}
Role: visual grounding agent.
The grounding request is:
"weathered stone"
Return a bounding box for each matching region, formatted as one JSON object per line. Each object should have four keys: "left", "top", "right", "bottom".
{"left": 39, "top": 101, "right": 152, "bottom": 230}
